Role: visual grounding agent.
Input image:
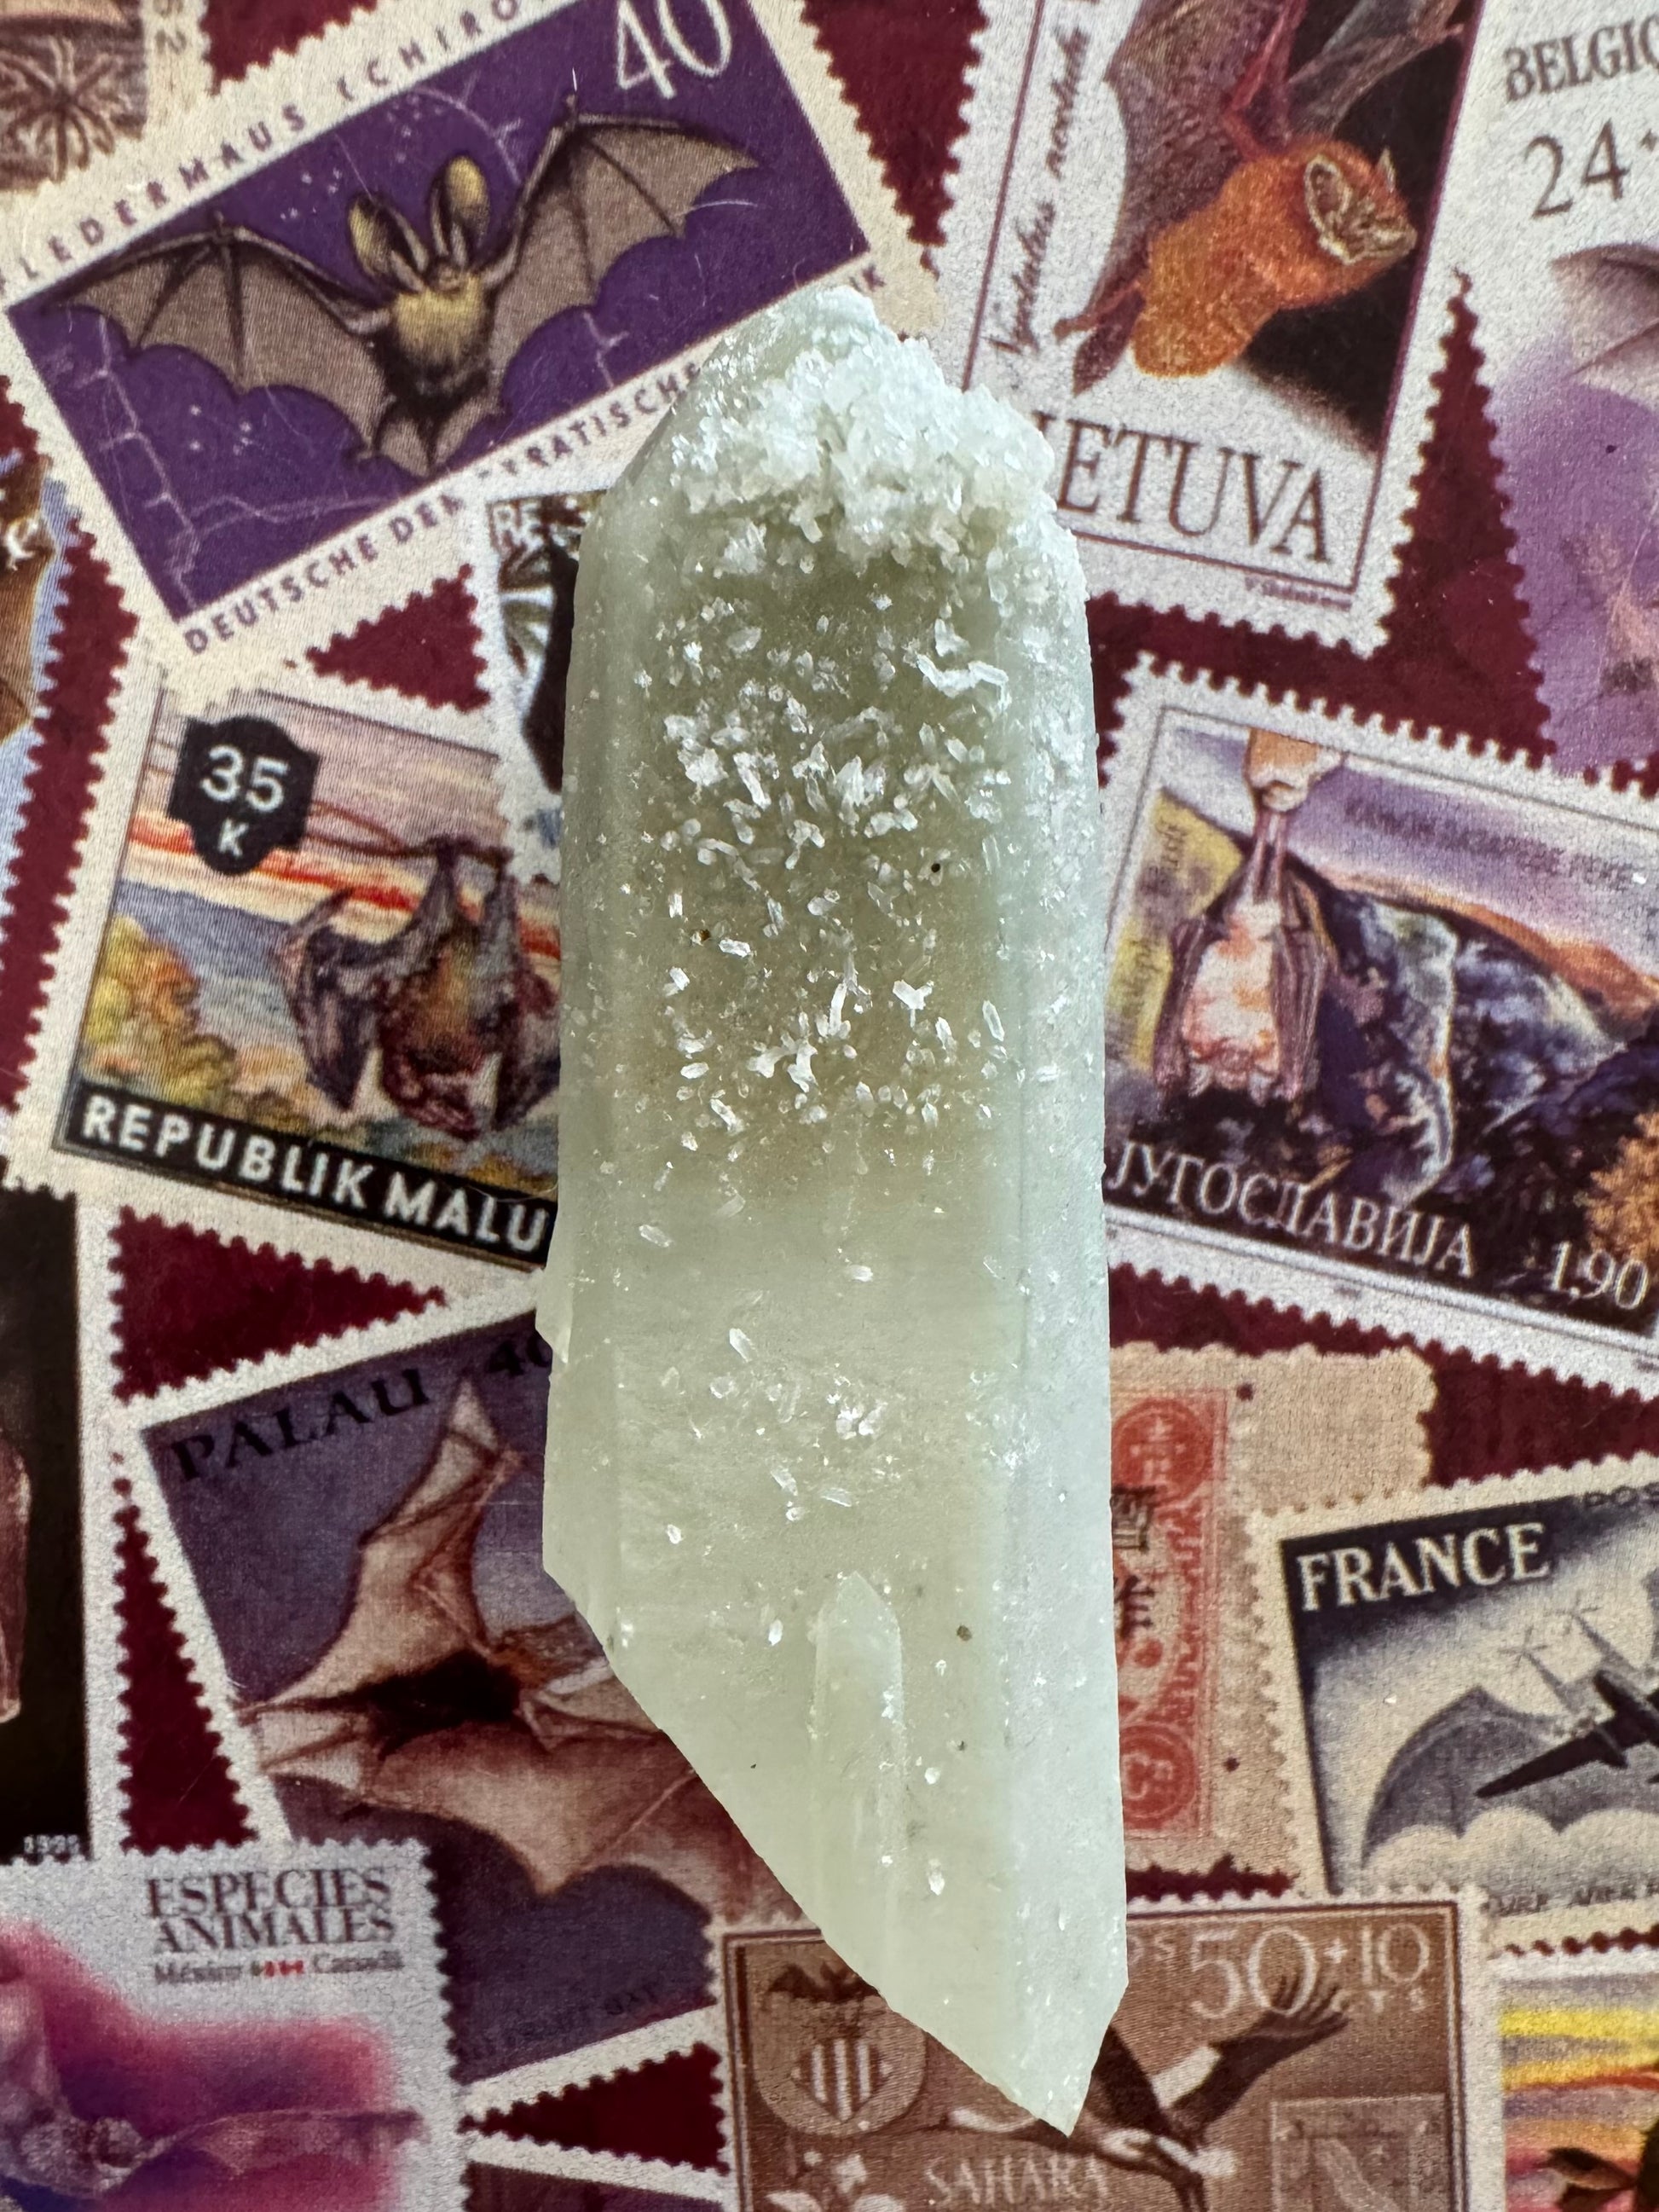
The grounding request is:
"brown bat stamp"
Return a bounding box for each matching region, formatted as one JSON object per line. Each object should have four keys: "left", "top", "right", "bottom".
{"left": 934, "top": 0, "right": 1474, "bottom": 646}
{"left": 721, "top": 1900, "right": 1500, "bottom": 2212}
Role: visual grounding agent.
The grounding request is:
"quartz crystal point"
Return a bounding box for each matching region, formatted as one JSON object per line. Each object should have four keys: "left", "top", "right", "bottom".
{"left": 538, "top": 288, "right": 1121, "bottom": 2128}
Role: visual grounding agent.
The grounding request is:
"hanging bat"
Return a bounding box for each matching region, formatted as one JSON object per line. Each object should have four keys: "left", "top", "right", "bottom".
{"left": 0, "top": 455, "right": 52, "bottom": 751}
{"left": 52, "top": 99, "right": 754, "bottom": 477}
{"left": 1056, "top": 0, "right": 1462, "bottom": 391}
{"left": 0, "top": 1952, "right": 419, "bottom": 2203}
{"left": 241, "top": 1377, "right": 793, "bottom": 1921}
{"left": 0, "top": 1423, "right": 27, "bottom": 1729}
{"left": 275, "top": 841, "right": 559, "bottom": 1139}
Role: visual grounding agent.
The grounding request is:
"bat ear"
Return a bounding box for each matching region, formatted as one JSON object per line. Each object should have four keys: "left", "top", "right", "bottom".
{"left": 1375, "top": 148, "right": 1399, "bottom": 195}
{"left": 349, "top": 195, "right": 429, "bottom": 292}
{"left": 433, "top": 156, "right": 491, "bottom": 268}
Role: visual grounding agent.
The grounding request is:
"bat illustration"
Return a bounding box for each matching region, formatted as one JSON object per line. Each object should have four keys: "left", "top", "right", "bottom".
{"left": 0, "top": 1423, "right": 27, "bottom": 1729}
{"left": 242, "top": 1377, "right": 791, "bottom": 1920}
{"left": 941, "top": 1973, "right": 1347, "bottom": 2210}
{"left": 1152, "top": 729, "right": 1339, "bottom": 1105}
{"left": 0, "top": 455, "right": 53, "bottom": 750}
{"left": 53, "top": 99, "right": 754, "bottom": 476}
{"left": 1364, "top": 1575, "right": 1659, "bottom": 1856}
{"left": 1056, "top": 0, "right": 1461, "bottom": 391}
{"left": 0, "top": 1950, "right": 419, "bottom": 2204}
{"left": 1543, "top": 2122, "right": 1659, "bottom": 2212}
{"left": 275, "top": 840, "right": 559, "bottom": 1139}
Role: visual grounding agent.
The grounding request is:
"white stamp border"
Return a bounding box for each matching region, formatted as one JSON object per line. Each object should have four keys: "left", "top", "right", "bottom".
{"left": 0, "top": 1833, "right": 470, "bottom": 2209}
{"left": 713, "top": 1892, "right": 1503, "bottom": 2212}
{"left": 932, "top": 0, "right": 1469, "bottom": 646}
{"left": 4, "top": 651, "right": 555, "bottom": 1293}
{"left": 0, "top": 0, "right": 934, "bottom": 677}
{"left": 1102, "top": 657, "right": 1659, "bottom": 1389}
{"left": 1113, "top": 1341, "right": 1434, "bottom": 1879}
{"left": 108, "top": 1276, "right": 765, "bottom": 2119}
{"left": 1246, "top": 1455, "right": 1659, "bottom": 1951}
{"left": 0, "top": 469, "right": 80, "bottom": 1033}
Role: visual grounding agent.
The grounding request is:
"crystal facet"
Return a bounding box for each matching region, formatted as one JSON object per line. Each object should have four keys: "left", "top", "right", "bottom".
{"left": 539, "top": 287, "right": 1121, "bottom": 2128}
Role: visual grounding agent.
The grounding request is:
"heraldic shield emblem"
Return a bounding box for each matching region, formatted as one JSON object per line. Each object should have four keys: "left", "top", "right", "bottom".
{"left": 748, "top": 1943, "right": 927, "bottom": 2138}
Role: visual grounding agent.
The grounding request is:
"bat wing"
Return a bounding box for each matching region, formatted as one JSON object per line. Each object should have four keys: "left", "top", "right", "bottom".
{"left": 276, "top": 845, "right": 461, "bottom": 1110}
{"left": 1363, "top": 1687, "right": 1614, "bottom": 1856}
{"left": 1554, "top": 245, "right": 1659, "bottom": 419}
{"left": 1286, "top": 0, "right": 1464, "bottom": 139}
{"left": 57, "top": 227, "right": 388, "bottom": 449}
{"left": 247, "top": 1377, "right": 520, "bottom": 1711}
{"left": 361, "top": 1709, "right": 790, "bottom": 1914}
{"left": 487, "top": 113, "right": 756, "bottom": 384}
{"left": 1060, "top": 0, "right": 1285, "bottom": 373}
{"left": 470, "top": 866, "right": 561, "bottom": 1129}
{"left": 173, "top": 2105, "right": 423, "bottom": 2175}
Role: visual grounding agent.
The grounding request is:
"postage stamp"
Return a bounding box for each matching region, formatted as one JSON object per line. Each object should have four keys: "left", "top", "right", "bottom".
{"left": 0, "top": 1187, "right": 113, "bottom": 1873}
{"left": 470, "top": 484, "right": 598, "bottom": 857}
{"left": 1494, "top": 1945, "right": 1659, "bottom": 2209}
{"left": 9, "top": 663, "right": 561, "bottom": 1283}
{"left": 0, "top": 1839, "right": 465, "bottom": 2209}
{"left": 119, "top": 1283, "right": 796, "bottom": 2107}
{"left": 933, "top": 0, "right": 1473, "bottom": 641}
{"left": 0, "top": 0, "right": 211, "bottom": 199}
{"left": 1411, "top": 0, "right": 1659, "bottom": 768}
{"left": 1112, "top": 1343, "right": 1431, "bottom": 1876}
{"left": 0, "top": 0, "right": 928, "bottom": 671}
{"left": 1247, "top": 1455, "right": 1659, "bottom": 1946}
{"left": 0, "top": 449, "right": 75, "bottom": 965}
{"left": 465, "top": 2168, "right": 724, "bottom": 2212}
{"left": 1100, "top": 661, "right": 1659, "bottom": 1386}
{"left": 720, "top": 1899, "right": 1500, "bottom": 2212}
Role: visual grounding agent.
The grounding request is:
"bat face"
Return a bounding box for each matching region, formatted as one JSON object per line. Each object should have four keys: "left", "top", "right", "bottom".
{"left": 1132, "top": 138, "right": 1418, "bottom": 379}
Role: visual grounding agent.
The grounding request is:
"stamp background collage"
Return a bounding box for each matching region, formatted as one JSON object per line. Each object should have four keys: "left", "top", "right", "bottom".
{"left": 14, "top": 2, "right": 1659, "bottom": 2210}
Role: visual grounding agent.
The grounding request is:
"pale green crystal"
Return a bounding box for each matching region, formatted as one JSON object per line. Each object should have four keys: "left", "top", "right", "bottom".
{"left": 539, "top": 288, "right": 1121, "bottom": 2127}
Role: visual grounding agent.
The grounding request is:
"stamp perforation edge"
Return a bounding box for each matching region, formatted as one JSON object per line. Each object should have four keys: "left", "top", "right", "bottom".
{"left": 1244, "top": 1451, "right": 1659, "bottom": 1950}
{"left": 106, "top": 1277, "right": 758, "bottom": 2127}
{"left": 706, "top": 1890, "right": 1505, "bottom": 2212}
{"left": 931, "top": 0, "right": 1467, "bottom": 650}
{"left": 0, "top": 0, "right": 934, "bottom": 678}
{"left": 1101, "top": 656, "right": 1659, "bottom": 1390}
{"left": 1113, "top": 1341, "right": 1435, "bottom": 1879}
{"left": 3, "top": 649, "right": 547, "bottom": 1290}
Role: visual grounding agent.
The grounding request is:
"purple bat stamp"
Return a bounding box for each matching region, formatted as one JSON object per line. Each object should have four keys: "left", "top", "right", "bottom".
{"left": 0, "top": 1841, "right": 466, "bottom": 2209}
{"left": 1401, "top": 3, "right": 1659, "bottom": 768}
{"left": 132, "top": 1290, "right": 794, "bottom": 2099}
{"left": 0, "top": 0, "right": 925, "bottom": 662}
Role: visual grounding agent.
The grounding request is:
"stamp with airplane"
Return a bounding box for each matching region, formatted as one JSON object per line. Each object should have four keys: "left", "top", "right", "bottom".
{"left": 1101, "top": 661, "right": 1659, "bottom": 1387}
{"left": 1110, "top": 1343, "right": 1431, "bottom": 1878}
{"left": 1249, "top": 1456, "right": 1659, "bottom": 1946}
{"left": 719, "top": 1902, "right": 1500, "bottom": 2212}
{"left": 118, "top": 1283, "right": 796, "bottom": 2115}
{"left": 934, "top": 0, "right": 1474, "bottom": 644}
{"left": 9, "top": 663, "right": 560, "bottom": 1284}
{"left": 0, "top": 0, "right": 928, "bottom": 671}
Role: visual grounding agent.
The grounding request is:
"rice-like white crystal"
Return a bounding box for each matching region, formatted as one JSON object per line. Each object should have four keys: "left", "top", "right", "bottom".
{"left": 540, "top": 287, "right": 1121, "bottom": 2128}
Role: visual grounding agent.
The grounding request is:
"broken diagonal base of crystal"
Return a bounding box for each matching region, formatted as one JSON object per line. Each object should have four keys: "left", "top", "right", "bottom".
{"left": 539, "top": 287, "right": 1122, "bottom": 2129}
